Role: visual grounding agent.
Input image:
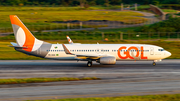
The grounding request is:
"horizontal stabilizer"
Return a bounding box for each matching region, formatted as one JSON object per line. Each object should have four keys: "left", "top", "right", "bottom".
{"left": 9, "top": 46, "right": 28, "bottom": 49}
{"left": 9, "top": 42, "right": 27, "bottom": 49}
{"left": 10, "top": 42, "right": 18, "bottom": 46}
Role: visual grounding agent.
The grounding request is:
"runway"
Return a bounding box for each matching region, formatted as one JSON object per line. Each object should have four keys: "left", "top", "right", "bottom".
{"left": 0, "top": 59, "right": 180, "bottom": 101}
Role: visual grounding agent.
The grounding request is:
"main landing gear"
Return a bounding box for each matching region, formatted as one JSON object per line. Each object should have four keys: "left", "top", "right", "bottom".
{"left": 87, "top": 60, "right": 92, "bottom": 67}
{"left": 152, "top": 62, "right": 156, "bottom": 66}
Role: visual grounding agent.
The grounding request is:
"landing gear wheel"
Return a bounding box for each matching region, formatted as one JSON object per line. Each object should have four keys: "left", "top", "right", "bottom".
{"left": 87, "top": 62, "right": 92, "bottom": 67}
{"left": 152, "top": 62, "right": 156, "bottom": 66}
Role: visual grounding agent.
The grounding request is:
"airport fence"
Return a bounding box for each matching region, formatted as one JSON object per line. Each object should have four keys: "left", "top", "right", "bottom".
{"left": 1, "top": 31, "right": 180, "bottom": 41}
{"left": 34, "top": 32, "right": 180, "bottom": 40}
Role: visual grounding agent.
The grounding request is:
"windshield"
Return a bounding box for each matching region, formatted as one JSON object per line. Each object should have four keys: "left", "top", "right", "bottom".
{"left": 158, "top": 49, "right": 164, "bottom": 51}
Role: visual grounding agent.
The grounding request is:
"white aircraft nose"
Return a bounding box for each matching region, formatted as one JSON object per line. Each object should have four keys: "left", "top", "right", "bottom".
{"left": 166, "top": 51, "right": 171, "bottom": 58}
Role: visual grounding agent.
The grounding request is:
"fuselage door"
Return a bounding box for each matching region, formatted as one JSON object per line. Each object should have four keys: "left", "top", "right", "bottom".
{"left": 150, "top": 47, "right": 154, "bottom": 55}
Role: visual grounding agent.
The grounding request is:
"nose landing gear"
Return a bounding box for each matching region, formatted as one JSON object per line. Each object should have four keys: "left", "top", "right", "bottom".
{"left": 152, "top": 60, "right": 161, "bottom": 66}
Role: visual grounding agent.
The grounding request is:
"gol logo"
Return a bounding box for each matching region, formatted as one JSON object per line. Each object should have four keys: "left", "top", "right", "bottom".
{"left": 117, "top": 46, "right": 147, "bottom": 59}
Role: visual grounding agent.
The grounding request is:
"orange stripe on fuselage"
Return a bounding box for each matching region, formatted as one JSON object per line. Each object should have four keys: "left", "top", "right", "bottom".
{"left": 10, "top": 15, "right": 35, "bottom": 52}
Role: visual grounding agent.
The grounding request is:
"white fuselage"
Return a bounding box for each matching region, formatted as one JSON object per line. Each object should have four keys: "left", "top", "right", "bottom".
{"left": 45, "top": 44, "right": 171, "bottom": 61}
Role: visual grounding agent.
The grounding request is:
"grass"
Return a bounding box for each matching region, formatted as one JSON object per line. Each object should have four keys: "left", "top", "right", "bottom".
{"left": 2, "top": 31, "right": 178, "bottom": 41}
{"left": 0, "top": 40, "right": 179, "bottom": 59}
{"left": 162, "top": 9, "right": 178, "bottom": 13}
{"left": 97, "top": 26, "right": 141, "bottom": 32}
{"left": 0, "top": 23, "right": 108, "bottom": 33}
{"left": 28, "top": 94, "right": 180, "bottom": 101}
{"left": 0, "top": 6, "right": 147, "bottom": 29}
{"left": 0, "top": 77, "right": 100, "bottom": 84}
{"left": 131, "top": 5, "right": 150, "bottom": 10}
{"left": 0, "top": 6, "right": 123, "bottom": 11}
{"left": 0, "top": 41, "right": 43, "bottom": 60}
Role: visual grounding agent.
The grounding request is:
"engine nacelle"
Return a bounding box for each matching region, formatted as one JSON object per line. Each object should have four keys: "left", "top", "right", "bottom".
{"left": 97, "top": 56, "right": 116, "bottom": 65}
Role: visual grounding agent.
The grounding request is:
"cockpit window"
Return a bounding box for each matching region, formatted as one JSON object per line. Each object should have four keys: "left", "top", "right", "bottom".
{"left": 158, "top": 49, "right": 164, "bottom": 51}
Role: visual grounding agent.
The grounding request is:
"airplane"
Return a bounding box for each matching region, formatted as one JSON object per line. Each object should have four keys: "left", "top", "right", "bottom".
{"left": 9, "top": 15, "right": 171, "bottom": 67}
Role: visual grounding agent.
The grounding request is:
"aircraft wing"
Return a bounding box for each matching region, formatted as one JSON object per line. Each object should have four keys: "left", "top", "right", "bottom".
{"left": 62, "top": 44, "right": 110, "bottom": 60}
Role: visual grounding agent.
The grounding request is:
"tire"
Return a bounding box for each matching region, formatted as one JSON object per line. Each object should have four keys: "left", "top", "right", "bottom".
{"left": 87, "top": 62, "right": 92, "bottom": 67}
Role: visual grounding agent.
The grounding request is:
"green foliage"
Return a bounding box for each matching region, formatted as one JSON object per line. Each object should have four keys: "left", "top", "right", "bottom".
{"left": 162, "top": 9, "right": 178, "bottom": 13}
{"left": 130, "top": 5, "right": 150, "bottom": 11}
{"left": 161, "top": 4, "right": 180, "bottom": 10}
{"left": 30, "top": 94, "right": 180, "bottom": 101}
{"left": 136, "top": 18, "right": 180, "bottom": 32}
{"left": 2, "top": 0, "right": 180, "bottom": 7}
{"left": 0, "top": 29, "right": 179, "bottom": 41}
{"left": 0, "top": 77, "right": 100, "bottom": 84}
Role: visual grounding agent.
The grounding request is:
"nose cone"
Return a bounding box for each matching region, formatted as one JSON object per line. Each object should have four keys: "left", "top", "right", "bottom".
{"left": 165, "top": 51, "right": 171, "bottom": 58}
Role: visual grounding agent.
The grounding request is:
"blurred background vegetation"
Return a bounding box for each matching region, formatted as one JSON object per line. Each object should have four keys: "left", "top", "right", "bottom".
{"left": 1, "top": 0, "right": 180, "bottom": 6}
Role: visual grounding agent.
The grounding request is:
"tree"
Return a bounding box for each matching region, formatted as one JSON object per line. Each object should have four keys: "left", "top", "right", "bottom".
{"left": 80, "top": 0, "right": 86, "bottom": 8}
{"left": 110, "top": 0, "right": 122, "bottom": 5}
{"left": 104, "top": 0, "right": 109, "bottom": 7}
{"left": 2, "top": 0, "right": 180, "bottom": 6}
{"left": 89, "top": 0, "right": 96, "bottom": 6}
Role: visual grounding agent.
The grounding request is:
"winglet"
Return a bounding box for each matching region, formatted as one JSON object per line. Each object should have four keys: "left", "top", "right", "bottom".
{"left": 62, "top": 44, "right": 74, "bottom": 55}
{"left": 66, "top": 36, "right": 73, "bottom": 44}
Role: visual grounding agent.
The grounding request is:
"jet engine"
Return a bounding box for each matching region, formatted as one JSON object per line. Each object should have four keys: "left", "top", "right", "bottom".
{"left": 97, "top": 56, "right": 116, "bottom": 65}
